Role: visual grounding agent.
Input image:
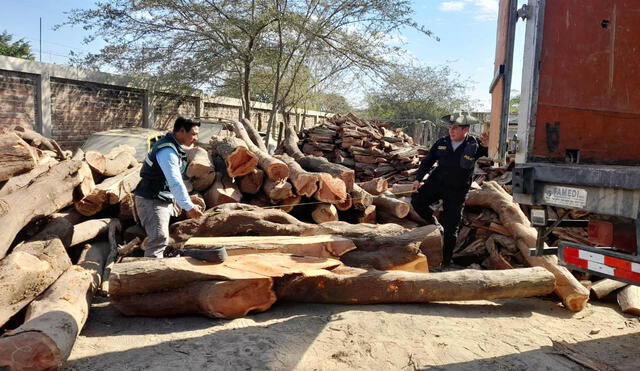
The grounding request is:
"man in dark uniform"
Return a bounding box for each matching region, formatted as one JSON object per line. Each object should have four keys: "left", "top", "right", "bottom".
{"left": 411, "top": 113, "right": 488, "bottom": 266}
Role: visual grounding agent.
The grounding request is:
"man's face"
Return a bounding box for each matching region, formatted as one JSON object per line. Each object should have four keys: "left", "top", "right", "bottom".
{"left": 176, "top": 126, "right": 199, "bottom": 147}
{"left": 448, "top": 125, "right": 468, "bottom": 142}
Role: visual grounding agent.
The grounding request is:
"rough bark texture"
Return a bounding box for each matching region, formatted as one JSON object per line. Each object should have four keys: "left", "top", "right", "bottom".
{"left": 617, "top": 285, "right": 640, "bottom": 315}
{"left": 351, "top": 184, "right": 373, "bottom": 211}
{"left": 112, "top": 279, "right": 276, "bottom": 319}
{"left": 297, "top": 156, "right": 355, "bottom": 193}
{"left": 591, "top": 279, "right": 627, "bottom": 299}
{"left": 108, "top": 253, "right": 341, "bottom": 296}
{"left": 75, "top": 165, "right": 141, "bottom": 216}
{"left": 240, "top": 118, "right": 268, "bottom": 153}
{"left": 263, "top": 180, "right": 294, "bottom": 202}
{"left": 276, "top": 154, "right": 319, "bottom": 197}
{"left": 185, "top": 235, "right": 356, "bottom": 258}
{"left": 0, "top": 160, "right": 84, "bottom": 257}
{"left": 0, "top": 161, "right": 57, "bottom": 197}
{"left": 229, "top": 120, "right": 289, "bottom": 182}
{"left": 186, "top": 146, "right": 216, "bottom": 191}
{"left": 466, "top": 181, "right": 590, "bottom": 312}
{"left": 70, "top": 218, "right": 113, "bottom": 247}
{"left": 372, "top": 194, "right": 410, "bottom": 218}
{"left": 103, "top": 151, "right": 137, "bottom": 177}
{"left": 210, "top": 136, "right": 258, "bottom": 178}
{"left": 0, "top": 132, "right": 38, "bottom": 182}
{"left": 0, "top": 238, "right": 71, "bottom": 327}
{"left": 357, "top": 178, "right": 388, "bottom": 195}
{"left": 275, "top": 265, "right": 556, "bottom": 304}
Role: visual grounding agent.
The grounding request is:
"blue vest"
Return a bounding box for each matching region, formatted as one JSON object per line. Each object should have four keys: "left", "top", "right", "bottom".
{"left": 135, "top": 133, "right": 188, "bottom": 201}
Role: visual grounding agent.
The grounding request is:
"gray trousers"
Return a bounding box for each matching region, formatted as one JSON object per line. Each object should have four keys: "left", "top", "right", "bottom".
{"left": 135, "top": 196, "right": 176, "bottom": 258}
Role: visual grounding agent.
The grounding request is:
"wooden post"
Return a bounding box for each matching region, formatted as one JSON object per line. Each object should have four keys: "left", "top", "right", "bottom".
{"left": 277, "top": 121, "right": 284, "bottom": 145}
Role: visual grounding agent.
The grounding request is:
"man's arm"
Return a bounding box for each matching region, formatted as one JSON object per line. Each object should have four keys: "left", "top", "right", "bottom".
{"left": 477, "top": 132, "right": 489, "bottom": 157}
{"left": 414, "top": 141, "right": 439, "bottom": 181}
{"left": 156, "top": 147, "right": 196, "bottom": 211}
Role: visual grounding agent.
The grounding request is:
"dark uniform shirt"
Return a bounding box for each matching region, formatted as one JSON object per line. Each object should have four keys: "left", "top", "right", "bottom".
{"left": 415, "top": 134, "right": 488, "bottom": 192}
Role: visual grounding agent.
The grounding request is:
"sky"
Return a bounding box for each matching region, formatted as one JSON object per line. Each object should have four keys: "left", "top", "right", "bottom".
{"left": 0, "top": 0, "right": 526, "bottom": 111}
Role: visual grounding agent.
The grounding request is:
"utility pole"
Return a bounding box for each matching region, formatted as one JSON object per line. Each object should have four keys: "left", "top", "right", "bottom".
{"left": 39, "top": 17, "right": 42, "bottom": 62}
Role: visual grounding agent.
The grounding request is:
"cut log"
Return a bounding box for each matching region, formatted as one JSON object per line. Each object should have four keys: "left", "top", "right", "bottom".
{"left": 186, "top": 146, "right": 216, "bottom": 191}
{"left": 281, "top": 120, "right": 306, "bottom": 160}
{"left": 75, "top": 161, "right": 96, "bottom": 200}
{"left": 74, "top": 165, "right": 141, "bottom": 216}
{"left": 112, "top": 279, "right": 276, "bottom": 319}
{"left": 315, "top": 173, "right": 347, "bottom": 204}
{"left": 0, "top": 240, "right": 110, "bottom": 370}
{"left": 204, "top": 174, "right": 242, "bottom": 208}
{"left": 372, "top": 194, "right": 410, "bottom": 218}
{"left": 170, "top": 206, "right": 322, "bottom": 243}
{"left": 70, "top": 218, "right": 113, "bottom": 247}
{"left": 209, "top": 136, "right": 258, "bottom": 178}
{"left": 466, "top": 181, "right": 590, "bottom": 311}
{"left": 229, "top": 120, "right": 289, "bottom": 182}
{"left": 12, "top": 125, "right": 66, "bottom": 159}
{"left": 0, "top": 160, "right": 57, "bottom": 197}
{"left": 376, "top": 210, "right": 421, "bottom": 229}
{"left": 482, "top": 235, "right": 515, "bottom": 270}
{"left": 238, "top": 168, "right": 264, "bottom": 194}
{"left": 263, "top": 180, "right": 294, "bottom": 202}
{"left": 109, "top": 253, "right": 341, "bottom": 296}
{"left": 351, "top": 184, "right": 373, "bottom": 211}
{"left": 184, "top": 235, "right": 356, "bottom": 258}
{"left": 103, "top": 151, "right": 136, "bottom": 177}
{"left": 591, "top": 279, "right": 628, "bottom": 299}
{"left": 0, "top": 160, "right": 84, "bottom": 257}
{"left": 357, "top": 178, "right": 389, "bottom": 195}
{"left": 312, "top": 204, "right": 339, "bottom": 224}
{"left": 275, "top": 265, "right": 556, "bottom": 303}
{"left": 0, "top": 132, "right": 38, "bottom": 181}
{"left": 0, "top": 238, "right": 71, "bottom": 327}
{"left": 617, "top": 285, "right": 640, "bottom": 315}
{"left": 297, "top": 156, "right": 354, "bottom": 192}
{"left": 276, "top": 154, "right": 319, "bottom": 197}
{"left": 240, "top": 117, "right": 268, "bottom": 152}
{"left": 334, "top": 193, "right": 353, "bottom": 211}
{"left": 84, "top": 150, "right": 107, "bottom": 174}
{"left": 278, "top": 194, "right": 302, "bottom": 213}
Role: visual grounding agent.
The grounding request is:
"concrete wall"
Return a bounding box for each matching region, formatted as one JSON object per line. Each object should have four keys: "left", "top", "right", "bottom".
{"left": 0, "top": 55, "right": 329, "bottom": 149}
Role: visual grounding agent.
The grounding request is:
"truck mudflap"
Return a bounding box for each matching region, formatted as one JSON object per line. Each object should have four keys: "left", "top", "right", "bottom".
{"left": 559, "top": 241, "right": 640, "bottom": 286}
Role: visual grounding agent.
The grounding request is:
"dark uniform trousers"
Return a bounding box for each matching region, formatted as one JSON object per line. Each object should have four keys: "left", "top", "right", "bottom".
{"left": 411, "top": 180, "right": 467, "bottom": 265}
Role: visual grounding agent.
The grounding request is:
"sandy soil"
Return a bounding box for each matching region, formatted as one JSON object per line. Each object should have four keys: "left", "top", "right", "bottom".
{"left": 66, "top": 295, "right": 640, "bottom": 371}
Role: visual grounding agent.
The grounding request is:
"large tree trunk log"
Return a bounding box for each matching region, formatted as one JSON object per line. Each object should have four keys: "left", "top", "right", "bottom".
{"left": 12, "top": 125, "right": 66, "bottom": 160}
{"left": 315, "top": 173, "right": 347, "bottom": 204}
{"left": 351, "top": 184, "right": 373, "bottom": 211}
{"left": 210, "top": 136, "right": 258, "bottom": 178}
{"left": 466, "top": 181, "right": 590, "bottom": 311}
{"left": 84, "top": 150, "right": 107, "bottom": 174}
{"left": 75, "top": 161, "right": 96, "bottom": 200}
{"left": 617, "top": 285, "right": 640, "bottom": 315}
{"left": 277, "top": 194, "right": 302, "bottom": 213}
{"left": 229, "top": 120, "right": 289, "bottom": 182}
{"left": 103, "top": 151, "right": 137, "bottom": 177}
{"left": 0, "top": 160, "right": 84, "bottom": 257}
{"left": 372, "top": 194, "right": 410, "bottom": 218}
{"left": 297, "top": 156, "right": 355, "bottom": 192}
{"left": 276, "top": 154, "right": 319, "bottom": 197}
{"left": 0, "top": 238, "right": 71, "bottom": 327}
{"left": 0, "top": 161, "right": 57, "bottom": 197}
{"left": 263, "top": 180, "right": 294, "bottom": 201}
{"left": 204, "top": 174, "right": 242, "bottom": 208}
{"left": 0, "top": 240, "right": 110, "bottom": 370}
{"left": 312, "top": 204, "right": 339, "bottom": 224}
{"left": 171, "top": 207, "right": 322, "bottom": 243}
{"left": 240, "top": 118, "right": 268, "bottom": 153}
{"left": 239, "top": 168, "right": 264, "bottom": 194}
{"left": 185, "top": 146, "right": 216, "bottom": 191}
{"left": 112, "top": 279, "right": 276, "bottom": 319}
{"left": 334, "top": 193, "right": 353, "bottom": 211}
{"left": 109, "top": 253, "right": 341, "bottom": 296}
{"left": 281, "top": 119, "right": 306, "bottom": 160}
{"left": 70, "top": 218, "right": 113, "bottom": 247}
{"left": 0, "top": 132, "right": 38, "bottom": 181}
{"left": 591, "top": 279, "right": 627, "bottom": 299}
{"left": 184, "top": 235, "right": 356, "bottom": 258}
{"left": 340, "top": 204, "right": 377, "bottom": 224}
{"left": 26, "top": 210, "right": 85, "bottom": 248}
{"left": 357, "top": 178, "right": 389, "bottom": 195}
{"left": 275, "top": 265, "right": 556, "bottom": 303}
{"left": 74, "top": 164, "right": 141, "bottom": 216}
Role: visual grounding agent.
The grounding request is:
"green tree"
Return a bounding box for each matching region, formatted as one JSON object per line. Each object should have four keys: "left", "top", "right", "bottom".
{"left": 0, "top": 31, "right": 35, "bottom": 60}
{"left": 509, "top": 94, "right": 520, "bottom": 114}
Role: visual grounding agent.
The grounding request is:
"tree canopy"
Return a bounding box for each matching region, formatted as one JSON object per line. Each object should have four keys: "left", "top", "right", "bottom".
{"left": 0, "top": 31, "right": 35, "bottom": 60}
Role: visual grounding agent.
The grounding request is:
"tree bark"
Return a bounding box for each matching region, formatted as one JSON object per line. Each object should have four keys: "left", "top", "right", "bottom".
{"left": 0, "top": 160, "right": 84, "bottom": 257}
{"left": 0, "top": 240, "right": 110, "bottom": 370}
{"left": 108, "top": 253, "right": 341, "bottom": 297}
{"left": 297, "top": 156, "right": 354, "bottom": 192}
{"left": 0, "top": 238, "right": 71, "bottom": 327}
{"left": 12, "top": 125, "right": 66, "bottom": 160}
{"left": 238, "top": 168, "right": 264, "bottom": 194}
{"left": 312, "top": 204, "right": 339, "bottom": 224}
{"left": 275, "top": 265, "right": 556, "bottom": 304}
{"left": 70, "top": 218, "right": 114, "bottom": 247}
{"left": 103, "top": 151, "right": 137, "bottom": 177}
{"left": 111, "top": 278, "right": 276, "bottom": 319}
{"left": 0, "top": 160, "right": 57, "bottom": 197}
{"left": 466, "top": 181, "right": 590, "bottom": 311}
{"left": 277, "top": 194, "right": 302, "bottom": 213}
{"left": 0, "top": 132, "right": 38, "bottom": 181}
{"left": 186, "top": 146, "right": 216, "bottom": 191}
{"left": 351, "top": 184, "right": 373, "bottom": 211}
{"left": 240, "top": 118, "right": 268, "bottom": 152}
{"left": 263, "top": 179, "right": 294, "bottom": 202}
{"left": 74, "top": 164, "right": 141, "bottom": 216}
{"left": 210, "top": 136, "right": 258, "bottom": 178}
{"left": 276, "top": 154, "right": 319, "bottom": 197}
{"left": 372, "top": 194, "right": 410, "bottom": 218}
{"left": 229, "top": 120, "right": 289, "bottom": 182}
{"left": 617, "top": 285, "right": 640, "bottom": 315}
{"left": 591, "top": 279, "right": 627, "bottom": 299}
{"left": 204, "top": 174, "right": 242, "bottom": 208}
{"left": 184, "top": 235, "right": 356, "bottom": 258}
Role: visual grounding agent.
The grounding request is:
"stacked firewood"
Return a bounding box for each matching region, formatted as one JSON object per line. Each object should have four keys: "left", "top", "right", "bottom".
{"left": 297, "top": 113, "right": 427, "bottom": 185}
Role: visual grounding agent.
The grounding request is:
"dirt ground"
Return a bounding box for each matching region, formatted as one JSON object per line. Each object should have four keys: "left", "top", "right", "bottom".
{"left": 66, "top": 295, "right": 640, "bottom": 371}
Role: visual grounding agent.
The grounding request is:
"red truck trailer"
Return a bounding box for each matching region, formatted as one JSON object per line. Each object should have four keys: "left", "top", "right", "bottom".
{"left": 491, "top": 0, "right": 640, "bottom": 285}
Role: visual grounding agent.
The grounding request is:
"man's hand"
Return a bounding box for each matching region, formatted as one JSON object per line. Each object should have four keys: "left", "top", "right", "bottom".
{"left": 480, "top": 132, "right": 489, "bottom": 147}
{"left": 186, "top": 205, "right": 204, "bottom": 219}
{"left": 412, "top": 180, "right": 421, "bottom": 191}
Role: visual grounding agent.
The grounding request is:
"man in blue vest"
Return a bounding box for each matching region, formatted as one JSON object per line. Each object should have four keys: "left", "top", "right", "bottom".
{"left": 135, "top": 117, "right": 204, "bottom": 258}
{"left": 411, "top": 113, "right": 488, "bottom": 267}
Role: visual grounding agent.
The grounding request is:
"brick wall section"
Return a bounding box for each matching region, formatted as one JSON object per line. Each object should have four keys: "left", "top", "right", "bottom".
{"left": 51, "top": 78, "right": 144, "bottom": 149}
{"left": 0, "top": 70, "right": 38, "bottom": 130}
{"left": 153, "top": 93, "right": 197, "bottom": 130}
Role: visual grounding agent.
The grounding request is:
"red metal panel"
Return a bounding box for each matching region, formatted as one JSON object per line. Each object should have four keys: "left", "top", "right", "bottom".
{"left": 532, "top": 0, "right": 640, "bottom": 164}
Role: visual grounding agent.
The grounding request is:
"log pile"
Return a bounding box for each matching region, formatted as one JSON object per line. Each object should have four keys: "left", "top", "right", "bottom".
{"left": 297, "top": 113, "right": 427, "bottom": 185}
